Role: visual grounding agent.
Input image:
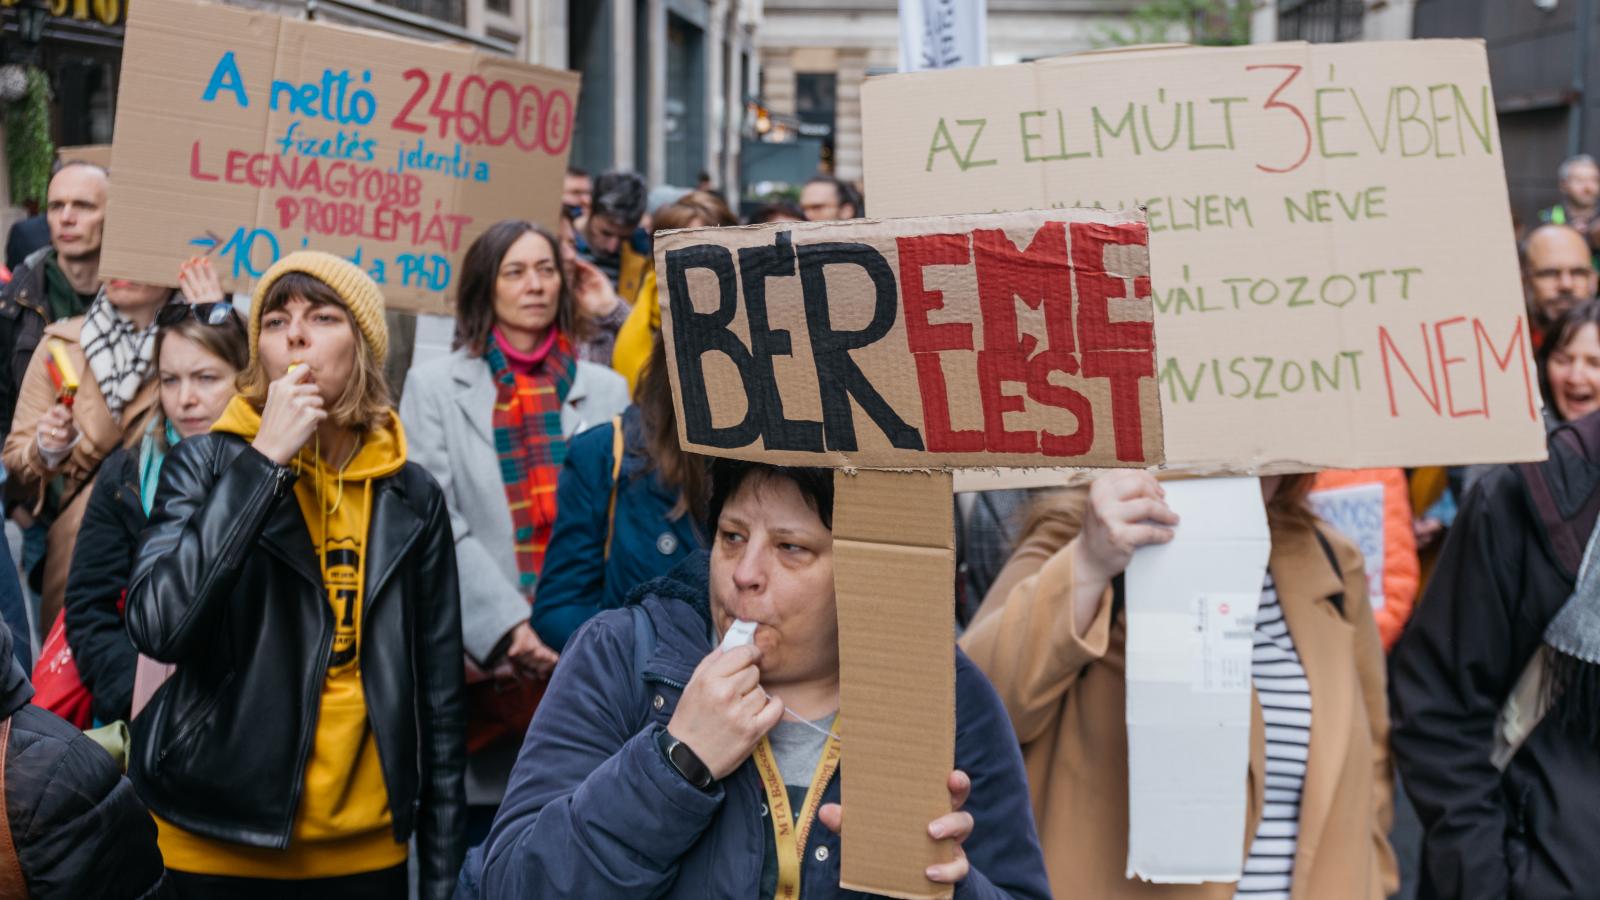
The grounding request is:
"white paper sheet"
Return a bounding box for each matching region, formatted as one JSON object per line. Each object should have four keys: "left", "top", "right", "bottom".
{"left": 1123, "top": 477, "right": 1271, "bottom": 884}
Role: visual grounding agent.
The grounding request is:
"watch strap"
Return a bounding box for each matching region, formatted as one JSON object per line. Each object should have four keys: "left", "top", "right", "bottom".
{"left": 657, "top": 728, "right": 715, "bottom": 791}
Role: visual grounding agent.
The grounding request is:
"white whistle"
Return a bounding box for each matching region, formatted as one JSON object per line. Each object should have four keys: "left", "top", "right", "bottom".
{"left": 719, "top": 619, "right": 758, "bottom": 652}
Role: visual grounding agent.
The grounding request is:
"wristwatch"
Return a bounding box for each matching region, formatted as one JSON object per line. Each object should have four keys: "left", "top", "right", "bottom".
{"left": 657, "top": 728, "right": 715, "bottom": 791}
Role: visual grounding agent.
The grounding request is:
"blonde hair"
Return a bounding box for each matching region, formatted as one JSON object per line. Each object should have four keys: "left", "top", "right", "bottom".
{"left": 236, "top": 272, "right": 391, "bottom": 432}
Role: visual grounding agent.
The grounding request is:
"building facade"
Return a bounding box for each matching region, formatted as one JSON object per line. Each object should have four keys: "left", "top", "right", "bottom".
{"left": 756, "top": 0, "right": 1142, "bottom": 194}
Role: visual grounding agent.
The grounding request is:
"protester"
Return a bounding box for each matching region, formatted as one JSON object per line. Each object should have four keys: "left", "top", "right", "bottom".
{"left": 533, "top": 334, "right": 708, "bottom": 652}
{"left": 1309, "top": 468, "right": 1419, "bottom": 651}
{"left": 0, "top": 162, "right": 110, "bottom": 436}
{"left": 4, "top": 211, "right": 48, "bottom": 273}
{"left": 63, "top": 298, "right": 247, "bottom": 726}
{"left": 399, "top": 220, "right": 627, "bottom": 843}
{"left": 2, "top": 277, "right": 173, "bottom": 632}
{"left": 575, "top": 170, "right": 652, "bottom": 305}
{"left": 1390, "top": 398, "right": 1600, "bottom": 899}
{"left": 961, "top": 472, "right": 1396, "bottom": 898}
{"left": 0, "top": 527, "right": 25, "bottom": 672}
{"left": 1540, "top": 154, "right": 1600, "bottom": 238}
{"left": 558, "top": 205, "right": 629, "bottom": 365}
{"left": 479, "top": 460, "right": 1052, "bottom": 898}
{"left": 611, "top": 193, "right": 739, "bottom": 391}
{"left": 799, "top": 175, "right": 859, "bottom": 221}
{"left": 1523, "top": 223, "right": 1597, "bottom": 343}
{"left": 0, "top": 618, "right": 174, "bottom": 899}
{"left": 562, "top": 166, "right": 592, "bottom": 217}
{"left": 125, "top": 252, "right": 465, "bottom": 900}
{"left": 749, "top": 200, "right": 805, "bottom": 225}
{"left": 1538, "top": 299, "right": 1600, "bottom": 424}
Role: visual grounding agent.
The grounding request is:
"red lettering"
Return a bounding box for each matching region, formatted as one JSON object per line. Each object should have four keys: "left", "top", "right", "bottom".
{"left": 1027, "top": 350, "right": 1094, "bottom": 457}
{"left": 977, "top": 350, "right": 1037, "bottom": 454}
{"left": 224, "top": 149, "right": 250, "bottom": 185}
{"left": 897, "top": 233, "right": 974, "bottom": 353}
{"left": 1082, "top": 350, "right": 1152, "bottom": 462}
{"left": 972, "top": 221, "right": 1071, "bottom": 356}
{"left": 1434, "top": 316, "right": 1484, "bottom": 418}
{"left": 1378, "top": 323, "right": 1441, "bottom": 417}
{"left": 913, "top": 353, "right": 983, "bottom": 452}
{"left": 274, "top": 196, "right": 299, "bottom": 229}
{"left": 1070, "top": 221, "right": 1153, "bottom": 354}
{"left": 1474, "top": 316, "right": 1538, "bottom": 421}
{"left": 189, "top": 141, "right": 219, "bottom": 182}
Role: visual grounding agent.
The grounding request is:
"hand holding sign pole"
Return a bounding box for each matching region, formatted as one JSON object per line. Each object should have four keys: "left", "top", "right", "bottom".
{"left": 657, "top": 208, "right": 1164, "bottom": 898}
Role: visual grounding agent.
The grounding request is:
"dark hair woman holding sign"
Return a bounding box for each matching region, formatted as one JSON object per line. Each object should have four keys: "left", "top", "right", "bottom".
{"left": 480, "top": 458, "right": 1051, "bottom": 899}
{"left": 126, "top": 252, "right": 465, "bottom": 900}
{"left": 400, "top": 219, "right": 629, "bottom": 841}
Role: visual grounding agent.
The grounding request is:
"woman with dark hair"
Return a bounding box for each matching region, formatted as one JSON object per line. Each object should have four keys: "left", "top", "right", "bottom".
{"left": 1538, "top": 299, "right": 1600, "bottom": 423}
{"left": 64, "top": 300, "right": 248, "bottom": 726}
{"left": 126, "top": 251, "right": 465, "bottom": 899}
{"left": 533, "top": 332, "right": 709, "bottom": 652}
{"left": 961, "top": 473, "right": 1396, "bottom": 899}
{"left": 481, "top": 459, "right": 1052, "bottom": 899}
{"left": 400, "top": 219, "right": 629, "bottom": 839}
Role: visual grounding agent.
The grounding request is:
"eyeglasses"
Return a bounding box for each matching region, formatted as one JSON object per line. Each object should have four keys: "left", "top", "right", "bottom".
{"left": 157, "top": 301, "right": 239, "bottom": 328}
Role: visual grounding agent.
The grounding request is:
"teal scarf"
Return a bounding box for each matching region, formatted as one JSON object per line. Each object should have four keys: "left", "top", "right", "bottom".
{"left": 137, "top": 421, "right": 183, "bottom": 516}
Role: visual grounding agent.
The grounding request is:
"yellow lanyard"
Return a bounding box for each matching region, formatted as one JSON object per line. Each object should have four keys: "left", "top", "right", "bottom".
{"left": 752, "top": 718, "right": 842, "bottom": 900}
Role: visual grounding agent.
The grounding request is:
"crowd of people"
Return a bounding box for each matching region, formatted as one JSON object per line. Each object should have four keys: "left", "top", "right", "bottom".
{"left": 0, "top": 145, "right": 1595, "bottom": 900}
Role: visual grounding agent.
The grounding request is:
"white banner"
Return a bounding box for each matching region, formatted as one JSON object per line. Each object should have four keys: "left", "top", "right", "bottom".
{"left": 898, "top": 0, "right": 988, "bottom": 72}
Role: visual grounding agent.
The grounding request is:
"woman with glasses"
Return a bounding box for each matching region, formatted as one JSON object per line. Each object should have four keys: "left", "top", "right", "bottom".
{"left": 1, "top": 273, "right": 181, "bottom": 634}
{"left": 62, "top": 297, "right": 247, "bottom": 725}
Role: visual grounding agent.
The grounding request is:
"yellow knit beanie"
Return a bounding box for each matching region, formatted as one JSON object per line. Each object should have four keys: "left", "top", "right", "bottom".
{"left": 248, "top": 251, "right": 389, "bottom": 366}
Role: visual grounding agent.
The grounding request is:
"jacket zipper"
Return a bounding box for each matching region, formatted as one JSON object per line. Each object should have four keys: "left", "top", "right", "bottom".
{"left": 642, "top": 672, "right": 687, "bottom": 691}
{"left": 277, "top": 590, "right": 335, "bottom": 844}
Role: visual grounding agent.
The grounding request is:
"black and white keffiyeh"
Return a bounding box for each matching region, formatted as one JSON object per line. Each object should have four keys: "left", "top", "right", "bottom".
{"left": 80, "top": 290, "right": 159, "bottom": 421}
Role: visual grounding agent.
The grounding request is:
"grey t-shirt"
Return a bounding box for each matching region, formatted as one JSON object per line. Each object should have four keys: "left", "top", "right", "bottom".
{"left": 769, "top": 715, "right": 835, "bottom": 787}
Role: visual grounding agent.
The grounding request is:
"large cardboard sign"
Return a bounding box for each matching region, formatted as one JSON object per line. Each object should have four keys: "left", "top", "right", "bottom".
{"left": 863, "top": 40, "right": 1547, "bottom": 472}
{"left": 102, "top": 0, "right": 578, "bottom": 314}
{"left": 655, "top": 208, "right": 1165, "bottom": 469}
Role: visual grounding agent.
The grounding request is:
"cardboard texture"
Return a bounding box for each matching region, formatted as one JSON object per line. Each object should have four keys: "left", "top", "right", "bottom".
{"left": 655, "top": 208, "right": 1165, "bottom": 469}
{"left": 1123, "top": 477, "right": 1271, "bottom": 883}
{"left": 56, "top": 145, "right": 112, "bottom": 169}
{"left": 832, "top": 468, "right": 956, "bottom": 899}
{"left": 862, "top": 40, "right": 1548, "bottom": 472}
{"left": 101, "top": 0, "right": 578, "bottom": 313}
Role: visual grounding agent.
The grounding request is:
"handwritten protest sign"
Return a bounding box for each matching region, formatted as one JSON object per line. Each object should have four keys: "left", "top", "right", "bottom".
{"left": 658, "top": 207, "right": 1160, "bottom": 898}
{"left": 101, "top": 0, "right": 577, "bottom": 314}
{"left": 655, "top": 208, "right": 1164, "bottom": 469}
{"left": 863, "top": 40, "right": 1547, "bottom": 472}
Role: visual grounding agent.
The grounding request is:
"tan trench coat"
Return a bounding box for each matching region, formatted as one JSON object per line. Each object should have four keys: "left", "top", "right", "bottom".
{"left": 960, "top": 511, "right": 1397, "bottom": 900}
{"left": 2, "top": 317, "right": 157, "bottom": 629}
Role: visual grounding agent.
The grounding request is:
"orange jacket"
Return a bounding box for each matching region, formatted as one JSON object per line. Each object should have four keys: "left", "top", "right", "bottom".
{"left": 1309, "top": 469, "right": 1419, "bottom": 650}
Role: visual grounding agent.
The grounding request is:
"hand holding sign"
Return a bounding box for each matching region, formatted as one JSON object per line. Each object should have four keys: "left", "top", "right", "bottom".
{"left": 1070, "top": 471, "right": 1180, "bottom": 635}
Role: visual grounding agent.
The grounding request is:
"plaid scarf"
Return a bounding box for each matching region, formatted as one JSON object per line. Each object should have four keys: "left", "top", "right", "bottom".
{"left": 80, "top": 289, "right": 160, "bottom": 422}
{"left": 486, "top": 331, "right": 577, "bottom": 595}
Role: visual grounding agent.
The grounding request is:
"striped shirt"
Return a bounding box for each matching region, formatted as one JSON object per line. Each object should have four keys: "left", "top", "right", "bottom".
{"left": 1235, "top": 572, "right": 1310, "bottom": 899}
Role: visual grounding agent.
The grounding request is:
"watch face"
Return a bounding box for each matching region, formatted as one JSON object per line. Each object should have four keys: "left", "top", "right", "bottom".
{"left": 670, "top": 739, "right": 712, "bottom": 788}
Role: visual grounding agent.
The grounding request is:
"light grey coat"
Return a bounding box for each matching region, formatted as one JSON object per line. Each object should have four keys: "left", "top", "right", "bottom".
{"left": 399, "top": 347, "right": 630, "bottom": 666}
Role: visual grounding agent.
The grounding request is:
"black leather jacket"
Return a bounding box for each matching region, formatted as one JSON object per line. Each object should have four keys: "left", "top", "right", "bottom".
{"left": 125, "top": 433, "right": 465, "bottom": 899}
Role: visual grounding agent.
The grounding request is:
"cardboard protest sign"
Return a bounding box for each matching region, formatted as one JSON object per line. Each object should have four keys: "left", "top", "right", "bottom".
{"left": 101, "top": 0, "right": 577, "bottom": 314}
{"left": 1308, "top": 481, "right": 1387, "bottom": 608}
{"left": 56, "top": 145, "right": 112, "bottom": 170}
{"left": 655, "top": 208, "right": 1165, "bottom": 469}
{"left": 862, "top": 39, "right": 1547, "bottom": 473}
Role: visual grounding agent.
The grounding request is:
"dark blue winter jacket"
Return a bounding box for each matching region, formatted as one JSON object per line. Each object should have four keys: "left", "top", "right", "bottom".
{"left": 480, "top": 553, "right": 1051, "bottom": 899}
{"left": 533, "top": 405, "right": 703, "bottom": 652}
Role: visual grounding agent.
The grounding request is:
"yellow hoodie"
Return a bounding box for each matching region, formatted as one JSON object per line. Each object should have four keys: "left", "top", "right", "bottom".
{"left": 155, "top": 396, "right": 410, "bottom": 879}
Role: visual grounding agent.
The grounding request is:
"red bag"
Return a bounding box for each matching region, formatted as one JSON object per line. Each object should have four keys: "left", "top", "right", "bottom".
{"left": 31, "top": 609, "right": 92, "bottom": 729}
{"left": 463, "top": 658, "right": 545, "bottom": 755}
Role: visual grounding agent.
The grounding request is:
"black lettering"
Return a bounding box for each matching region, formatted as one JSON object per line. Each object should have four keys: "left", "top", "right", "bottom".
{"left": 663, "top": 245, "right": 762, "bottom": 449}
{"left": 796, "top": 242, "right": 924, "bottom": 452}
{"left": 739, "top": 232, "right": 824, "bottom": 451}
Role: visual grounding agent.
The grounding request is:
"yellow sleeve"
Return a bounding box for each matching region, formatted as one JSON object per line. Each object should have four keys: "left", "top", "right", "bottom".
{"left": 612, "top": 268, "right": 657, "bottom": 395}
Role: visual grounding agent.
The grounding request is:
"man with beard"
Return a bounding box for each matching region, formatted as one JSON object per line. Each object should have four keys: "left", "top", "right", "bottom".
{"left": 1523, "top": 223, "right": 1597, "bottom": 349}
{"left": 0, "top": 162, "right": 109, "bottom": 436}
